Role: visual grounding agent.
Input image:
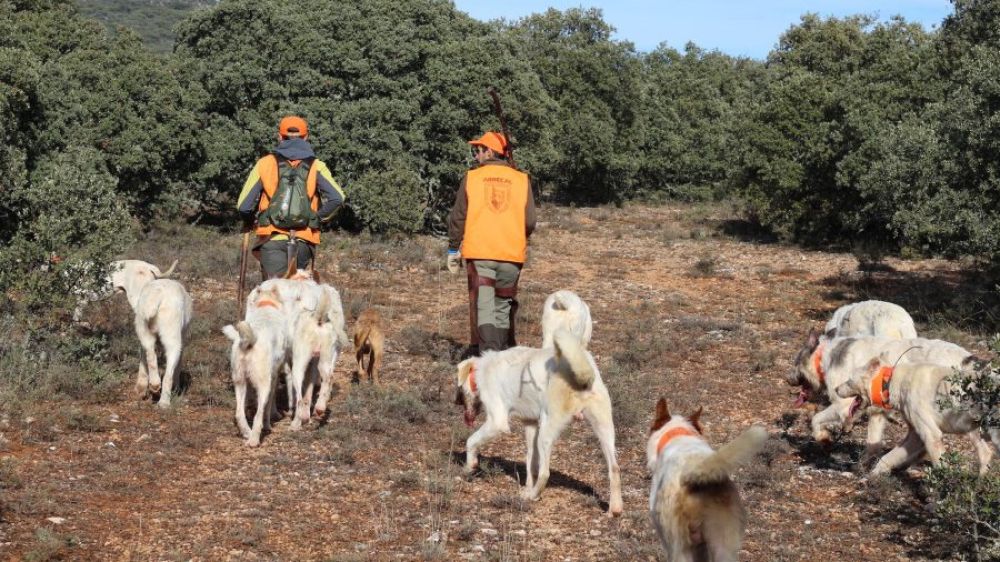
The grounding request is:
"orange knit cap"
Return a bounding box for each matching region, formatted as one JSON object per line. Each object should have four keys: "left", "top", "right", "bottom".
{"left": 279, "top": 116, "right": 308, "bottom": 138}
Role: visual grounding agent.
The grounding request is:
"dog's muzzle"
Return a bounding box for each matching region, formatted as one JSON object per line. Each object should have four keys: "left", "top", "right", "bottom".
{"left": 455, "top": 388, "right": 480, "bottom": 427}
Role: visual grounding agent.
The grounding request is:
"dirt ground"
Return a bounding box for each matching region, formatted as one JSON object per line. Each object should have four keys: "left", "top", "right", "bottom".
{"left": 0, "top": 202, "right": 992, "bottom": 561}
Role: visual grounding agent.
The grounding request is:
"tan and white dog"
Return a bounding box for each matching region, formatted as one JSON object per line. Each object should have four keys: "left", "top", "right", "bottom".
{"left": 835, "top": 358, "right": 999, "bottom": 475}
{"left": 454, "top": 329, "right": 623, "bottom": 516}
{"left": 646, "top": 398, "right": 767, "bottom": 562}
{"left": 541, "top": 290, "right": 592, "bottom": 348}
{"left": 787, "top": 334, "right": 970, "bottom": 460}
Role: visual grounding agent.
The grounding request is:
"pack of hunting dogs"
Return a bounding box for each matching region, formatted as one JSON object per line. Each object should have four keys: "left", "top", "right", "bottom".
{"left": 87, "top": 258, "right": 999, "bottom": 561}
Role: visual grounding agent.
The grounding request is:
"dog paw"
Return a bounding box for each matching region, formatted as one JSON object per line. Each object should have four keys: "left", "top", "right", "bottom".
{"left": 608, "top": 500, "right": 624, "bottom": 517}
{"left": 245, "top": 436, "right": 261, "bottom": 448}
{"left": 156, "top": 399, "right": 171, "bottom": 410}
{"left": 289, "top": 419, "right": 303, "bottom": 431}
{"left": 519, "top": 488, "right": 540, "bottom": 502}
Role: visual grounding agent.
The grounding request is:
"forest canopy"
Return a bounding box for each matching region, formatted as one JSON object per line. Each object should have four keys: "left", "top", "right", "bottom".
{"left": 6, "top": 0, "right": 1000, "bottom": 305}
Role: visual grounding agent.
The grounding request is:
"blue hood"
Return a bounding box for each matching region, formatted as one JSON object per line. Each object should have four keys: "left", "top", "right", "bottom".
{"left": 273, "top": 137, "right": 316, "bottom": 161}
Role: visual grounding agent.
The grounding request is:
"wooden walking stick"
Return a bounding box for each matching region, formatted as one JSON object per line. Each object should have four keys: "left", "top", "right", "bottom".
{"left": 237, "top": 228, "right": 251, "bottom": 319}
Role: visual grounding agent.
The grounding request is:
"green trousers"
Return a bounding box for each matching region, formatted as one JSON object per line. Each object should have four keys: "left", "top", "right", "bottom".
{"left": 466, "top": 260, "right": 521, "bottom": 352}
{"left": 255, "top": 238, "right": 315, "bottom": 279}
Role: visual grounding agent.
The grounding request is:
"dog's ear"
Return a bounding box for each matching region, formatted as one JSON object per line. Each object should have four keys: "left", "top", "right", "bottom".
{"left": 866, "top": 357, "right": 881, "bottom": 375}
{"left": 456, "top": 359, "right": 474, "bottom": 386}
{"left": 651, "top": 398, "right": 671, "bottom": 433}
{"left": 687, "top": 406, "right": 703, "bottom": 433}
{"left": 806, "top": 327, "right": 820, "bottom": 350}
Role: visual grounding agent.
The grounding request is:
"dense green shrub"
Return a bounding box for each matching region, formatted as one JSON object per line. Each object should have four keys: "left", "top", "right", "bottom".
{"left": 735, "top": 15, "right": 941, "bottom": 249}
{"left": 639, "top": 43, "right": 763, "bottom": 201}
{"left": 925, "top": 453, "right": 1000, "bottom": 560}
{"left": 347, "top": 165, "right": 427, "bottom": 234}
{"left": 0, "top": 146, "right": 134, "bottom": 315}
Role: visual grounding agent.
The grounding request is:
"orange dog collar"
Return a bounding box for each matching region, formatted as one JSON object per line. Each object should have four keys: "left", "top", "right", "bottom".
{"left": 870, "top": 366, "right": 894, "bottom": 409}
{"left": 656, "top": 427, "right": 700, "bottom": 455}
{"left": 812, "top": 343, "right": 826, "bottom": 384}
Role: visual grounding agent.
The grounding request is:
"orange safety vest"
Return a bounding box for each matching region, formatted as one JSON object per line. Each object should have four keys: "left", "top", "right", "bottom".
{"left": 460, "top": 164, "right": 530, "bottom": 263}
{"left": 255, "top": 155, "right": 321, "bottom": 245}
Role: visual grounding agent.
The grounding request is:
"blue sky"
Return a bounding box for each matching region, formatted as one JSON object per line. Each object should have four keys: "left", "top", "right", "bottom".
{"left": 452, "top": 1, "right": 953, "bottom": 59}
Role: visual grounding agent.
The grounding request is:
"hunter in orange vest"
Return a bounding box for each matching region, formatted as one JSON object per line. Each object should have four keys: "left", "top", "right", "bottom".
{"left": 447, "top": 131, "right": 536, "bottom": 354}
{"left": 237, "top": 116, "right": 346, "bottom": 278}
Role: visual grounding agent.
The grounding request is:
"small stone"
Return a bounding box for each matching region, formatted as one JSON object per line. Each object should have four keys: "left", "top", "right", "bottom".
{"left": 480, "top": 528, "right": 498, "bottom": 536}
{"left": 589, "top": 529, "right": 601, "bottom": 536}
{"left": 804, "top": 520, "right": 812, "bottom": 525}
{"left": 46, "top": 517, "right": 66, "bottom": 525}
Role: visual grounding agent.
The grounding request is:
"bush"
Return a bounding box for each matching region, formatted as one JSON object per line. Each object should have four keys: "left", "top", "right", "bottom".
{"left": 0, "top": 146, "right": 135, "bottom": 316}
{"left": 925, "top": 453, "right": 1000, "bottom": 560}
{"left": 347, "top": 164, "right": 427, "bottom": 234}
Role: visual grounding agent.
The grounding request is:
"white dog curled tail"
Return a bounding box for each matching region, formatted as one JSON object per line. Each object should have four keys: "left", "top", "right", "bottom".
{"left": 223, "top": 322, "right": 257, "bottom": 351}
{"left": 553, "top": 329, "right": 595, "bottom": 388}
{"left": 682, "top": 426, "right": 768, "bottom": 487}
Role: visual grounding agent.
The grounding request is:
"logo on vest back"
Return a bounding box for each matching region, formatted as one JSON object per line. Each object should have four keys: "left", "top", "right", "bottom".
{"left": 484, "top": 178, "right": 512, "bottom": 213}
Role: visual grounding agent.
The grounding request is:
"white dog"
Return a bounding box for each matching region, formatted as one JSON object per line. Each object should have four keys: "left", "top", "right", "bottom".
{"left": 789, "top": 334, "right": 970, "bottom": 460}
{"left": 824, "top": 300, "right": 917, "bottom": 339}
{"left": 246, "top": 277, "right": 349, "bottom": 421}
{"left": 110, "top": 259, "right": 191, "bottom": 408}
{"left": 835, "top": 358, "right": 999, "bottom": 475}
{"left": 646, "top": 398, "right": 767, "bottom": 561}
{"left": 223, "top": 286, "right": 289, "bottom": 447}
{"left": 541, "top": 290, "right": 593, "bottom": 348}
{"left": 454, "top": 330, "right": 623, "bottom": 516}
{"left": 286, "top": 290, "right": 337, "bottom": 429}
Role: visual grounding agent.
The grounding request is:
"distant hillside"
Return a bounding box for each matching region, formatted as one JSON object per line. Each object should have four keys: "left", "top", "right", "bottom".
{"left": 75, "top": 0, "right": 217, "bottom": 52}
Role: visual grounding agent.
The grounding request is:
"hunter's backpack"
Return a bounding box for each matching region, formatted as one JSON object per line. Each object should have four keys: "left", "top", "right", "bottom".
{"left": 259, "top": 156, "right": 318, "bottom": 230}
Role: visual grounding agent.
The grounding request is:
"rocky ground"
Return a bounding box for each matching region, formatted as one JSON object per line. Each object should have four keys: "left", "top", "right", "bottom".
{"left": 0, "top": 202, "right": 994, "bottom": 561}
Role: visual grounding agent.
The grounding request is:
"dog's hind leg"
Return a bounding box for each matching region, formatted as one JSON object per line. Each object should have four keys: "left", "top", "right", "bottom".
{"left": 371, "top": 348, "right": 382, "bottom": 385}
{"left": 135, "top": 317, "right": 161, "bottom": 395}
{"left": 157, "top": 326, "right": 184, "bottom": 409}
{"left": 872, "top": 427, "right": 925, "bottom": 475}
{"left": 583, "top": 396, "right": 623, "bottom": 516}
{"left": 135, "top": 356, "right": 150, "bottom": 399}
{"left": 968, "top": 431, "right": 995, "bottom": 475}
{"left": 522, "top": 412, "right": 572, "bottom": 501}
{"left": 247, "top": 377, "right": 270, "bottom": 447}
{"left": 289, "top": 349, "right": 310, "bottom": 430}
{"left": 314, "top": 349, "right": 337, "bottom": 417}
{"left": 233, "top": 380, "right": 251, "bottom": 439}
{"left": 523, "top": 423, "right": 538, "bottom": 490}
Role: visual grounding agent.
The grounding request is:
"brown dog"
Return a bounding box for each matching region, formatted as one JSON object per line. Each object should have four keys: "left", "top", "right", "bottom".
{"left": 353, "top": 309, "right": 384, "bottom": 384}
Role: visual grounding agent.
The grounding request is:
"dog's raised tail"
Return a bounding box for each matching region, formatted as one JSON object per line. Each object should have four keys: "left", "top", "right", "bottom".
{"left": 550, "top": 291, "right": 570, "bottom": 311}
{"left": 553, "top": 329, "right": 595, "bottom": 388}
{"left": 682, "top": 425, "right": 768, "bottom": 488}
